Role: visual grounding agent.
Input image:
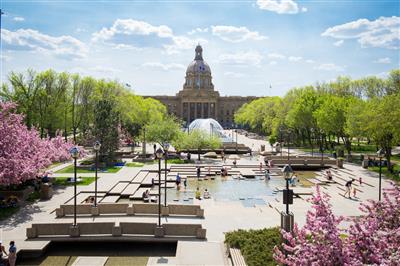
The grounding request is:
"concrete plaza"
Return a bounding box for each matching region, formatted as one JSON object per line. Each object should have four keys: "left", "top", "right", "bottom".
{"left": 0, "top": 133, "right": 393, "bottom": 265}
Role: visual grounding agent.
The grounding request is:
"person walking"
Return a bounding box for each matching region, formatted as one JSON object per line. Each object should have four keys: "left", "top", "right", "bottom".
{"left": 8, "top": 241, "right": 16, "bottom": 266}
{"left": 344, "top": 179, "right": 355, "bottom": 199}
{"left": 0, "top": 240, "right": 8, "bottom": 266}
{"left": 183, "top": 178, "right": 187, "bottom": 190}
{"left": 196, "top": 167, "right": 201, "bottom": 180}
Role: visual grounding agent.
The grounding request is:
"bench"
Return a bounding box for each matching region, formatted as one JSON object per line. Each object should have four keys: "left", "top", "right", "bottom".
{"left": 230, "top": 248, "right": 247, "bottom": 266}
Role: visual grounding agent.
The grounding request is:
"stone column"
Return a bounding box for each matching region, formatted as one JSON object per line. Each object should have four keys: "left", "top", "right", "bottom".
{"left": 194, "top": 102, "right": 198, "bottom": 120}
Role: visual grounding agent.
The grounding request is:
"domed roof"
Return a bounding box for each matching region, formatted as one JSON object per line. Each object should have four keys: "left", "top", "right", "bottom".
{"left": 186, "top": 44, "right": 211, "bottom": 75}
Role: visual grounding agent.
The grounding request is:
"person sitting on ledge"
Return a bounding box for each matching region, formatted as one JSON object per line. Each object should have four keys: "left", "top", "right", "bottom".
{"left": 233, "top": 159, "right": 237, "bottom": 167}
{"left": 195, "top": 187, "right": 201, "bottom": 200}
{"left": 290, "top": 173, "right": 298, "bottom": 186}
{"left": 265, "top": 169, "right": 271, "bottom": 180}
{"left": 142, "top": 190, "right": 150, "bottom": 202}
{"left": 203, "top": 189, "right": 211, "bottom": 199}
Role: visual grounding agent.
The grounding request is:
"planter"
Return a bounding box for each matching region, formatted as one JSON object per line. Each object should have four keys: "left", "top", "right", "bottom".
{"left": 336, "top": 158, "right": 344, "bottom": 168}
{"left": 0, "top": 186, "right": 34, "bottom": 201}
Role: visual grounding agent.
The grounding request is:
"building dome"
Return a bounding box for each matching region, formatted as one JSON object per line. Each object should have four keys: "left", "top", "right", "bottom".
{"left": 184, "top": 45, "right": 214, "bottom": 90}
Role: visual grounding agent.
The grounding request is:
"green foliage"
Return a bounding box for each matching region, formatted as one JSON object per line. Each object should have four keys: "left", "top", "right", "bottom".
{"left": 53, "top": 176, "right": 96, "bottom": 186}
{"left": 225, "top": 227, "right": 282, "bottom": 266}
{"left": 56, "top": 165, "right": 121, "bottom": 173}
{"left": 146, "top": 116, "right": 182, "bottom": 148}
{"left": 26, "top": 191, "right": 41, "bottom": 202}
{"left": 167, "top": 158, "right": 190, "bottom": 164}
{"left": 369, "top": 165, "right": 400, "bottom": 182}
{"left": 0, "top": 206, "right": 20, "bottom": 221}
{"left": 93, "top": 100, "right": 120, "bottom": 165}
{"left": 125, "top": 162, "right": 145, "bottom": 167}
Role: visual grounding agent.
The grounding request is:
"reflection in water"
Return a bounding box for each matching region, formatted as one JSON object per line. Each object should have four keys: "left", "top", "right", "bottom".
{"left": 163, "top": 175, "right": 283, "bottom": 207}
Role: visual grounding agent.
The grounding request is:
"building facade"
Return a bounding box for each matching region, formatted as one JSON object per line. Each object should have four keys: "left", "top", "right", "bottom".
{"left": 146, "top": 45, "right": 257, "bottom": 128}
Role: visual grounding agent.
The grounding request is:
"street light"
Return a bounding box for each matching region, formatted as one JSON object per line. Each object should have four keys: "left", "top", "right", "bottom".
{"left": 69, "top": 146, "right": 80, "bottom": 226}
{"left": 163, "top": 143, "right": 170, "bottom": 207}
{"left": 155, "top": 148, "right": 164, "bottom": 227}
{"left": 282, "top": 164, "right": 293, "bottom": 214}
{"left": 235, "top": 129, "right": 238, "bottom": 153}
{"left": 93, "top": 141, "right": 101, "bottom": 207}
{"left": 310, "top": 128, "right": 314, "bottom": 157}
{"left": 377, "top": 148, "right": 385, "bottom": 201}
{"left": 287, "top": 130, "right": 291, "bottom": 162}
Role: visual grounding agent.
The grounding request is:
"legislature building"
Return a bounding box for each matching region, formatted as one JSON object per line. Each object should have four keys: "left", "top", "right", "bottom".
{"left": 146, "top": 45, "right": 257, "bottom": 128}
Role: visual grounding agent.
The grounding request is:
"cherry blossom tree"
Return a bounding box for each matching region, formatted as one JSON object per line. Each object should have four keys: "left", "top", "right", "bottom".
{"left": 274, "top": 185, "right": 345, "bottom": 265}
{"left": 344, "top": 183, "right": 400, "bottom": 265}
{"left": 0, "top": 102, "right": 74, "bottom": 187}
{"left": 274, "top": 183, "right": 400, "bottom": 265}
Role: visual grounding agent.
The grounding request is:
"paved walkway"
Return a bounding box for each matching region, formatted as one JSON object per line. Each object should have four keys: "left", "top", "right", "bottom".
{"left": 0, "top": 132, "right": 395, "bottom": 265}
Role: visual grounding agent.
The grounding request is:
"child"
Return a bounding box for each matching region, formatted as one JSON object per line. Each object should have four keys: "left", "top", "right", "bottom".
{"left": 353, "top": 187, "right": 357, "bottom": 198}
{"left": 195, "top": 187, "right": 201, "bottom": 200}
{"left": 359, "top": 177, "right": 363, "bottom": 186}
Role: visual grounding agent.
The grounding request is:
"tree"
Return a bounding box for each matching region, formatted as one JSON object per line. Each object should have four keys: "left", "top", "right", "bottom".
{"left": 344, "top": 183, "right": 400, "bottom": 265}
{"left": 274, "top": 185, "right": 345, "bottom": 265}
{"left": 146, "top": 116, "right": 182, "bottom": 151}
{"left": 0, "top": 102, "right": 73, "bottom": 187}
{"left": 93, "top": 100, "right": 120, "bottom": 165}
{"left": 174, "top": 129, "right": 221, "bottom": 160}
{"left": 274, "top": 183, "right": 400, "bottom": 265}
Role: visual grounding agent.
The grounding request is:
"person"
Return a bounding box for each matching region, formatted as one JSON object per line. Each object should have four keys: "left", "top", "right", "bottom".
{"left": 326, "top": 170, "right": 333, "bottom": 181}
{"left": 353, "top": 187, "right": 357, "bottom": 198}
{"left": 195, "top": 187, "right": 201, "bottom": 200}
{"left": 344, "top": 179, "right": 355, "bottom": 198}
{"left": 203, "top": 189, "right": 211, "bottom": 199}
{"left": 8, "top": 241, "right": 16, "bottom": 266}
{"left": 259, "top": 162, "right": 263, "bottom": 172}
{"left": 269, "top": 160, "right": 274, "bottom": 168}
{"left": 151, "top": 177, "right": 155, "bottom": 186}
{"left": 187, "top": 153, "right": 191, "bottom": 161}
{"left": 183, "top": 178, "right": 187, "bottom": 190}
{"left": 176, "top": 173, "right": 181, "bottom": 188}
{"left": 142, "top": 190, "right": 150, "bottom": 202}
{"left": 0, "top": 240, "right": 8, "bottom": 266}
{"left": 233, "top": 159, "right": 237, "bottom": 167}
{"left": 42, "top": 172, "right": 49, "bottom": 183}
{"left": 221, "top": 150, "right": 225, "bottom": 162}
{"left": 291, "top": 173, "right": 298, "bottom": 186}
{"left": 89, "top": 197, "right": 95, "bottom": 205}
{"left": 153, "top": 144, "right": 157, "bottom": 155}
{"left": 359, "top": 177, "right": 363, "bottom": 186}
{"left": 197, "top": 167, "right": 201, "bottom": 180}
{"left": 264, "top": 169, "right": 271, "bottom": 180}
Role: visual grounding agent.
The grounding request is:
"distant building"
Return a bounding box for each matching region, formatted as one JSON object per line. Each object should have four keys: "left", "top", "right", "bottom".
{"left": 145, "top": 45, "right": 257, "bottom": 128}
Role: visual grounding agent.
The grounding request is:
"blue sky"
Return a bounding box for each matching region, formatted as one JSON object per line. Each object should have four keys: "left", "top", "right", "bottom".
{"left": 1, "top": 0, "right": 399, "bottom": 96}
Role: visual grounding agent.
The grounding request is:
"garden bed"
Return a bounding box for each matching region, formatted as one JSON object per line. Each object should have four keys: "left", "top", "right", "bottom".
{"left": 225, "top": 227, "right": 281, "bottom": 266}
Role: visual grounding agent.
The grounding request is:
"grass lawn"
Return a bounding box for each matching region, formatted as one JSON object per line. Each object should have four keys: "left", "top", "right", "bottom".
{"left": 56, "top": 165, "right": 121, "bottom": 174}
{"left": 167, "top": 158, "right": 190, "bottom": 164}
{"left": 19, "top": 256, "right": 149, "bottom": 266}
{"left": 45, "top": 161, "right": 65, "bottom": 170}
{"left": 225, "top": 227, "right": 282, "bottom": 266}
{"left": 53, "top": 176, "right": 96, "bottom": 186}
{"left": 126, "top": 162, "right": 145, "bottom": 167}
{"left": 368, "top": 165, "right": 400, "bottom": 182}
{"left": 0, "top": 206, "right": 20, "bottom": 221}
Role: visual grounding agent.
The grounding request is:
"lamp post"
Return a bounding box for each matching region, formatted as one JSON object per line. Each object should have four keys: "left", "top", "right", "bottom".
{"left": 287, "top": 130, "right": 291, "bottom": 162}
{"left": 235, "top": 129, "right": 238, "bottom": 153}
{"left": 310, "top": 128, "right": 314, "bottom": 157}
{"left": 93, "top": 141, "right": 101, "bottom": 207}
{"left": 281, "top": 164, "right": 294, "bottom": 232}
{"left": 155, "top": 148, "right": 164, "bottom": 227}
{"left": 377, "top": 149, "right": 385, "bottom": 201}
{"left": 163, "top": 143, "right": 170, "bottom": 207}
{"left": 69, "top": 147, "right": 80, "bottom": 226}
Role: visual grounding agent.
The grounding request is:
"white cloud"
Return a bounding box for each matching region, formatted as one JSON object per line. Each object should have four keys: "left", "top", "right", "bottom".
{"left": 288, "top": 56, "right": 302, "bottom": 62}
{"left": 322, "top": 16, "right": 400, "bottom": 49}
{"left": 211, "top": 25, "right": 268, "bottom": 42}
{"left": 75, "top": 28, "right": 87, "bottom": 33}
{"left": 333, "top": 40, "right": 344, "bottom": 47}
{"left": 269, "top": 61, "right": 277, "bottom": 65}
{"left": 142, "top": 62, "right": 185, "bottom": 71}
{"left": 256, "top": 0, "right": 305, "bottom": 14}
{"left": 89, "top": 66, "right": 121, "bottom": 73}
{"left": 219, "top": 51, "right": 263, "bottom": 66}
{"left": 373, "top": 57, "right": 391, "bottom": 64}
{"left": 0, "top": 54, "right": 12, "bottom": 62}
{"left": 92, "top": 19, "right": 205, "bottom": 54}
{"left": 13, "top": 17, "right": 25, "bottom": 22}
{"left": 188, "top": 27, "right": 209, "bottom": 35}
{"left": 267, "top": 52, "right": 285, "bottom": 59}
{"left": 1, "top": 28, "right": 87, "bottom": 59}
{"left": 315, "top": 63, "right": 345, "bottom": 72}
{"left": 305, "top": 59, "right": 315, "bottom": 64}
{"left": 224, "top": 71, "right": 246, "bottom": 78}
